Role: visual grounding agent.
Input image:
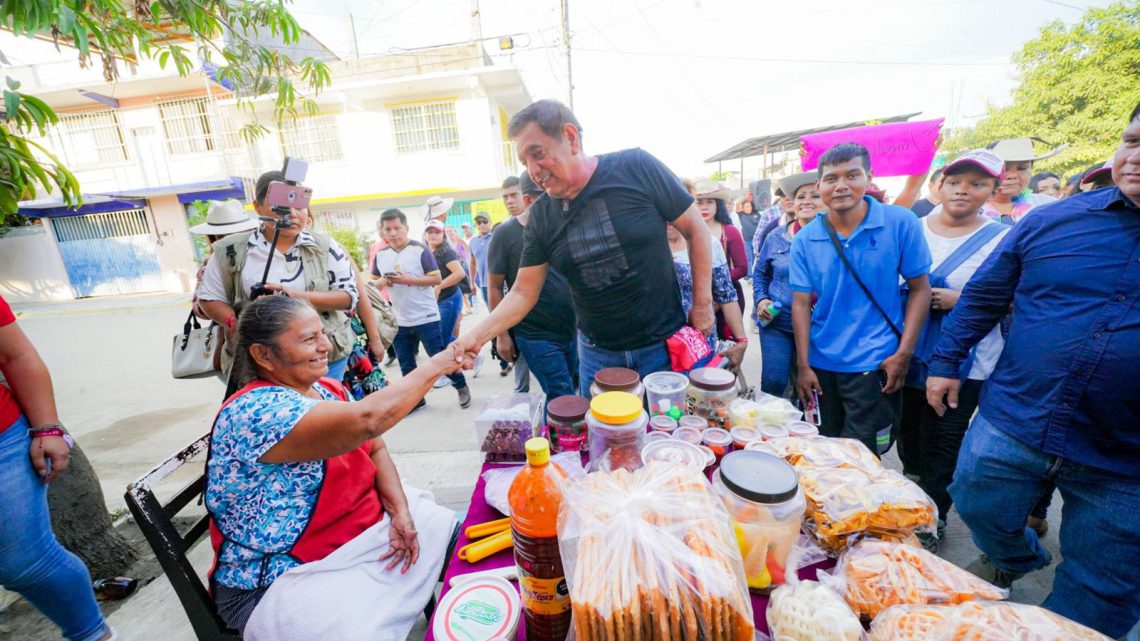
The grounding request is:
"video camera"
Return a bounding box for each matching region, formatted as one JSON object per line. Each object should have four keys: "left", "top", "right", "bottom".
{"left": 251, "top": 156, "right": 312, "bottom": 300}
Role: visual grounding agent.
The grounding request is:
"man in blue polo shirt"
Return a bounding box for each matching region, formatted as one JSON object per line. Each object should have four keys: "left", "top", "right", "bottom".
{"left": 790, "top": 143, "right": 932, "bottom": 456}
{"left": 924, "top": 103, "right": 1140, "bottom": 638}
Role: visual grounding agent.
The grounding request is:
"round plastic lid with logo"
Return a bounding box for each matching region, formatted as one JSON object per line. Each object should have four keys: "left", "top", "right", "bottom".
{"left": 433, "top": 575, "right": 521, "bottom": 641}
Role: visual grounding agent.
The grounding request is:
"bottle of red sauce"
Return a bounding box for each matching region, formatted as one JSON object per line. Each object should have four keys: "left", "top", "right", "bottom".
{"left": 508, "top": 438, "right": 571, "bottom": 641}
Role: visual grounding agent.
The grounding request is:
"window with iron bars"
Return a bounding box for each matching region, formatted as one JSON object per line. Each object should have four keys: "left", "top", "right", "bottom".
{"left": 316, "top": 208, "right": 356, "bottom": 231}
{"left": 43, "top": 110, "right": 129, "bottom": 168}
{"left": 158, "top": 98, "right": 239, "bottom": 155}
{"left": 390, "top": 101, "right": 460, "bottom": 154}
{"left": 278, "top": 113, "right": 343, "bottom": 163}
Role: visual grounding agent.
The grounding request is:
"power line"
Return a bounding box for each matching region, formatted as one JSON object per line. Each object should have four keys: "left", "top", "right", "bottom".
{"left": 573, "top": 47, "right": 1010, "bottom": 67}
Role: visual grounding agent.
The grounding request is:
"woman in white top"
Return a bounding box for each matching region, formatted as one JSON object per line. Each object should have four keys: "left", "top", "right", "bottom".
{"left": 898, "top": 149, "right": 1010, "bottom": 551}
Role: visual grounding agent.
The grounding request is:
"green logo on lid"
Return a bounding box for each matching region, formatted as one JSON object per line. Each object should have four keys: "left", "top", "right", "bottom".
{"left": 455, "top": 600, "right": 504, "bottom": 626}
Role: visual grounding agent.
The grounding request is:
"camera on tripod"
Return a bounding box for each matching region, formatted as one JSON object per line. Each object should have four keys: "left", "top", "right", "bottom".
{"left": 251, "top": 156, "right": 312, "bottom": 300}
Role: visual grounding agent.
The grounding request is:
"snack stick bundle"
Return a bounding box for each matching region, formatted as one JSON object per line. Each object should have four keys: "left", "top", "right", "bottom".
{"left": 559, "top": 463, "right": 755, "bottom": 641}
{"left": 838, "top": 540, "right": 1008, "bottom": 620}
{"left": 799, "top": 468, "right": 937, "bottom": 553}
{"left": 767, "top": 580, "right": 865, "bottom": 641}
{"left": 869, "top": 602, "right": 1113, "bottom": 641}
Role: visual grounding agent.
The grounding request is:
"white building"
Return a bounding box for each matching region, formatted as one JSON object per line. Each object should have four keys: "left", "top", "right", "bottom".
{"left": 3, "top": 34, "right": 532, "bottom": 302}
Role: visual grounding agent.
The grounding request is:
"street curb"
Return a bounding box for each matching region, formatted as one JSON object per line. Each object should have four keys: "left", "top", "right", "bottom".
{"left": 12, "top": 299, "right": 190, "bottom": 320}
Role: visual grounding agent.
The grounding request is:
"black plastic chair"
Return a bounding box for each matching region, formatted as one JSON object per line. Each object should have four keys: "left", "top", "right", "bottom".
{"left": 125, "top": 434, "right": 458, "bottom": 639}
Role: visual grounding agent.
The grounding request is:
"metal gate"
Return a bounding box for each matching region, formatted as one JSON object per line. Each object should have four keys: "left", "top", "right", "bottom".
{"left": 52, "top": 209, "right": 165, "bottom": 298}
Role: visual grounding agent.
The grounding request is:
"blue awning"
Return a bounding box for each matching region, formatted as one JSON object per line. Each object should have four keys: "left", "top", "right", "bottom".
{"left": 19, "top": 177, "right": 246, "bottom": 217}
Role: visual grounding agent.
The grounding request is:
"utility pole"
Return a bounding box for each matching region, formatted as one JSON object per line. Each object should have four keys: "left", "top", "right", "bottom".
{"left": 346, "top": 7, "right": 360, "bottom": 59}
{"left": 471, "top": 0, "right": 484, "bottom": 56}
{"left": 561, "top": 0, "right": 574, "bottom": 110}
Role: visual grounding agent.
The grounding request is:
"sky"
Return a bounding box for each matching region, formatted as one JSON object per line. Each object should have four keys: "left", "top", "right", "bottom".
{"left": 288, "top": 0, "right": 1115, "bottom": 180}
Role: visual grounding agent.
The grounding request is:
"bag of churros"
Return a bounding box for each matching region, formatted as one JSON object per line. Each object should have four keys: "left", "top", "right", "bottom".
{"left": 869, "top": 602, "right": 1113, "bottom": 641}
{"left": 835, "top": 540, "right": 1008, "bottom": 621}
{"left": 557, "top": 462, "right": 755, "bottom": 641}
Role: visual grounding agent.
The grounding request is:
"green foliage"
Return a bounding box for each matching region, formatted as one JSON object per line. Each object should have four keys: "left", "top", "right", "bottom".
{"left": 709, "top": 170, "right": 731, "bottom": 182}
{"left": 0, "top": 0, "right": 331, "bottom": 225}
{"left": 943, "top": 1, "right": 1140, "bottom": 179}
{"left": 187, "top": 200, "right": 210, "bottom": 263}
{"left": 328, "top": 228, "right": 368, "bottom": 270}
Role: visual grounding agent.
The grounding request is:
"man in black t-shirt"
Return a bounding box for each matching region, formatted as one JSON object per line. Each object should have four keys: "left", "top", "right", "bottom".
{"left": 487, "top": 170, "right": 579, "bottom": 398}
{"left": 451, "top": 99, "right": 714, "bottom": 395}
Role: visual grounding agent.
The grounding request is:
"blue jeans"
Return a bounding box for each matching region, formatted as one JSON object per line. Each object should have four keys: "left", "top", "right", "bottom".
{"left": 437, "top": 289, "right": 463, "bottom": 345}
{"left": 393, "top": 322, "right": 466, "bottom": 388}
{"left": 325, "top": 355, "right": 348, "bottom": 382}
{"left": 0, "top": 416, "right": 109, "bottom": 641}
{"left": 577, "top": 332, "right": 671, "bottom": 398}
{"left": 951, "top": 413, "right": 1140, "bottom": 637}
{"left": 758, "top": 311, "right": 795, "bottom": 398}
{"left": 515, "top": 335, "right": 578, "bottom": 400}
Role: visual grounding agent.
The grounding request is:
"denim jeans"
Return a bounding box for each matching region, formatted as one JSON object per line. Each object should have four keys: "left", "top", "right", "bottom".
{"left": 0, "top": 416, "right": 109, "bottom": 641}
{"left": 758, "top": 311, "right": 795, "bottom": 398}
{"left": 515, "top": 335, "right": 578, "bottom": 400}
{"left": 392, "top": 321, "right": 466, "bottom": 388}
{"left": 951, "top": 413, "right": 1140, "bottom": 637}
{"left": 436, "top": 289, "right": 463, "bottom": 345}
{"left": 577, "top": 332, "right": 671, "bottom": 398}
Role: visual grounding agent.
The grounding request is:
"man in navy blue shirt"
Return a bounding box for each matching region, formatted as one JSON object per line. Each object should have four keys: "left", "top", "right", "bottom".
{"left": 790, "top": 143, "right": 932, "bottom": 456}
{"left": 927, "top": 103, "right": 1140, "bottom": 638}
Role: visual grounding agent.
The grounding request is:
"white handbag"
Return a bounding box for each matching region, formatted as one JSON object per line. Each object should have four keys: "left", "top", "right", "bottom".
{"left": 172, "top": 311, "right": 221, "bottom": 378}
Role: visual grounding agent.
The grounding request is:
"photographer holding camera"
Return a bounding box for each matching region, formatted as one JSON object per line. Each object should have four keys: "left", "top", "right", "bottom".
{"left": 198, "top": 168, "right": 358, "bottom": 381}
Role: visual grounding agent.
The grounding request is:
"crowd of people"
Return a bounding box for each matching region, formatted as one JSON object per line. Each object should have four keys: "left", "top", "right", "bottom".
{"left": 1, "top": 96, "right": 1137, "bottom": 641}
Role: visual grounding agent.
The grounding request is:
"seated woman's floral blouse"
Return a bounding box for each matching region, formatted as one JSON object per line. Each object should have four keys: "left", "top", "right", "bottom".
{"left": 206, "top": 383, "right": 341, "bottom": 590}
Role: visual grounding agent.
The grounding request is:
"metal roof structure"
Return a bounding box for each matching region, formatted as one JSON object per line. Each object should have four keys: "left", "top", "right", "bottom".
{"left": 704, "top": 112, "right": 923, "bottom": 163}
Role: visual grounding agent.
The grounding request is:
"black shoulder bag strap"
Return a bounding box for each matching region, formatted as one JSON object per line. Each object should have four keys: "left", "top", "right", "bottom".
{"left": 822, "top": 214, "right": 902, "bottom": 339}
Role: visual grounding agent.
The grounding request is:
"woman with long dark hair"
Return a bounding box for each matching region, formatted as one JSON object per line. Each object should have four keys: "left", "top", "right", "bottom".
{"left": 692, "top": 179, "right": 747, "bottom": 338}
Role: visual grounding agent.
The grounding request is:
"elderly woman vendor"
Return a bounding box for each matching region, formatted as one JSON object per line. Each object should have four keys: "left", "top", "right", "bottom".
{"left": 206, "top": 295, "right": 460, "bottom": 641}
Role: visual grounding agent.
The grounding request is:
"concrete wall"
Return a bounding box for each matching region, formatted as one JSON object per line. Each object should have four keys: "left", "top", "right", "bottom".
{"left": 0, "top": 225, "right": 74, "bottom": 302}
{"left": 149, "top": 196, "right": 199, "bottom": 294}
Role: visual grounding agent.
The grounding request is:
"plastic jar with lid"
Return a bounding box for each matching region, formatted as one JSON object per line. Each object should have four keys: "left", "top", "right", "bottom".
{"left": 673, "top": 425, "right": 703, "bottom": 446}
{"left": 678, "top": 415, "right": 708, "bottom": 431}
{"left": 586, "top": 392, "right": 647, "bottom": 473}
{"left": 686, "top": 368, "right": 738, "bottom": 428}
{"left": 758, "top": 423, "right": 790, "bottom": 440}
{"left": 744, "top": 440, "right": 779, "bottom": 456}
{"left": 787, "top": 421, "right": 820, "bottom": 438}
{"left": 589, "top": 367, "right": 644, "bottom": 400}
{"left": 712, "top": 451, "right": 804, "bottom": 593}
{"left": 702, "top": 427, "right": 733, "bottom": 463}
{"left": 547, "top": 395, "right": 591, "bottom": 454}
{"left": 640, "top": 439, "right": 706, "bottom": 472}
{"left": 649, "top": 415, "right": 678, "bottom": 435}
{"left": 730, "top": 426, "right": 759, "bottom": 450}
{"left": 642, "top": 371, "right": 688, "bottom": 418}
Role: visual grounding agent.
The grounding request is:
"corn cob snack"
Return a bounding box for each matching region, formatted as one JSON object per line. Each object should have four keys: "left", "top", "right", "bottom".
{"left": 558, "top": 462, "right": 755, "bottom": 641}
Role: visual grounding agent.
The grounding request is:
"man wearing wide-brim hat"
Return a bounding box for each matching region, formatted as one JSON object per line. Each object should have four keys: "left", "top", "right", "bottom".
{"left": 984, "top": 137, "right": 1068, "bottom": 224}
{"left": 189, "top": 199, "right": 259, "bottom": 239}
{"left": 421, "top": 195, "right": 454, "bottom": 224}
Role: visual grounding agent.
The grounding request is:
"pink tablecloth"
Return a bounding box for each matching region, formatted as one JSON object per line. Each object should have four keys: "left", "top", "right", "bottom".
{"left": 425, "top": 461, "right": 834, "bottom": 640}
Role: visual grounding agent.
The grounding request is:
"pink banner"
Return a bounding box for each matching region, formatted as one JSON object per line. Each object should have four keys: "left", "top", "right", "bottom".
{"left": 800, "top": 118, "right": 944, "bottom": 177}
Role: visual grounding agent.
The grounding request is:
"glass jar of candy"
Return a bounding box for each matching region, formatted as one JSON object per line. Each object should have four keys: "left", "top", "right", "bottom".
{"left": 547, "top": 395, "right": 590, "bottom": 454}
{"left": 586, "top": 392, "right": 647, "bottom": 472}
{"left": 686, "top": 367, "right": 738, "bottom": 428}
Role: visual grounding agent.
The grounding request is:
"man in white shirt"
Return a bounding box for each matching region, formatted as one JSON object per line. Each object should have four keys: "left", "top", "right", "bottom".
{"left": 372, "top": 208, "right": 470, "bottom": 409}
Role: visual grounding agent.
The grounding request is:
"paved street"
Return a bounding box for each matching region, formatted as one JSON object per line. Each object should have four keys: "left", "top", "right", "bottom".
{"left": 5, "top": 290, "right": 1061, "bottom": 640}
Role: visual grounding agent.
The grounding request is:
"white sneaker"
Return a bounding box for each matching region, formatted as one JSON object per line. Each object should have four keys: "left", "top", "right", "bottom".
{"left": 472, "top": 352, "right": 485, "bottom": 378}
{"left": 433, "top": 376, "right": 450, "bottom": 389}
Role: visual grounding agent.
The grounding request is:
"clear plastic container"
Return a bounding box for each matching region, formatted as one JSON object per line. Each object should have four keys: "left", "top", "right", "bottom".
{"left": 673, "top": 425, "right": 703, "bottom": 445}
{"left": 589, "top": 367, "right": 644, "bottom": 400}
{"left": 758, "top": 423, "right": 791, "bottom": 440}
{"left": 648, "top": 415, "right": 678, "bottom": 435}
{"left": 586, "top": 392, "right": 647, "bottom": 472}
{"left": 702, "top": 427, "right": 733, "bottom": 463}
{"left": 686, "top": 367, "right": 738, "bottom": 428}
{"left": 730, "top": 426, "right": 760, "bottom": 450}
{"left": 696, "top": 444, "right": 716, "bottom": 471}
{"left": 678, "top": 415, "right": 708, "bottom": 431}
{"left": 547, "top": 395, "right": 590, "bottom": 454}
{"left": 787, "top": 421, "right": 820, "bottom": 438}
{"left": 474, "top": 392, "right": 547, "bottom": 462}
{"left": 745, "top": 440, "right": 779, "bottom": 456}
{"left": 640, "top": 439, "right": 706, "bottom": 472}
{"left": 644, "top": 430, "right": 671, "bottom": 443}
{"left": 642, "top": 371, "right": 689, "bottom": 418}
{"left": 712, "top": 451, "right": 805, "bottom": 593}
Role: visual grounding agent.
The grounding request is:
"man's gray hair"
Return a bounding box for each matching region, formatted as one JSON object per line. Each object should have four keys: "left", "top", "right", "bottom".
{"left": 507, "top": 99, "right": 583, "bottom": 142}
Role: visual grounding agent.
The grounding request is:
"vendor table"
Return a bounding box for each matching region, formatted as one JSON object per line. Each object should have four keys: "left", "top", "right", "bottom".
{"left": 425, "top": 460, "right": 835, "bottom": 640}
